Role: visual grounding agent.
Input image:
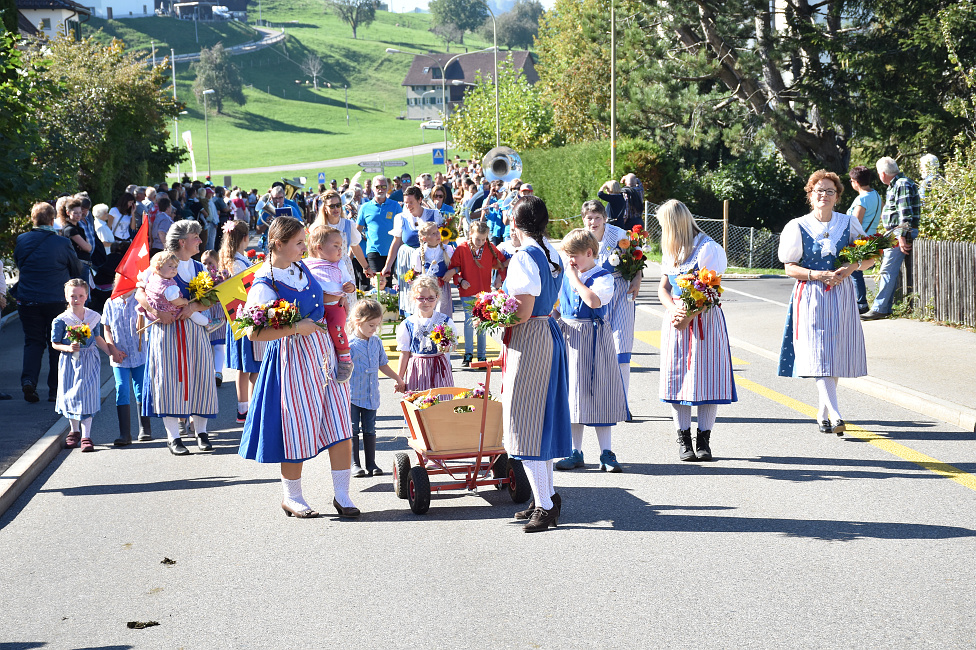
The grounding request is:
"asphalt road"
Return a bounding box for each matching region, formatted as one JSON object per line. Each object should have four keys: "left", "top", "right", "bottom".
{"left": 1, "top": 271, "right": 974, "bottom": 648}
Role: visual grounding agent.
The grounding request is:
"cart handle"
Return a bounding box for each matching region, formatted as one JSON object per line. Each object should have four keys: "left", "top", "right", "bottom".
{"left": 471, "top": 359, "right": 504, "bottom": 369}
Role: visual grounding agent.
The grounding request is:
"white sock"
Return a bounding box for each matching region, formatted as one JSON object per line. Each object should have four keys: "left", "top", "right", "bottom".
{"left": 190, "top": 312, "right": 209, "bottom": 327}
{"left": 595, "top": 426, "right": 612, "bottom": 452}
{"left": 238, "top": 401, "right": 248, "bottom": 413}
{"left": 546, "top": 461, "right": 555, "bottom": 497}
{"left": 213, "top": 345, "right": 225, "bottom": 373}
{"left": 163, "top": 416, "right": 181, "bottom": 441}
{"left": 281, "top": 477, "right": 310, "bottom": 511}
{"left": 522, "top": 460, "right": 553, "bottom": 510}
{"left": 190, "top": 415, "right": 208, "bottom": 435}
{"left": 332, "top": 469, "right": 354, "bottom": 508}
{"left": 697, "top": 404, "right": 718, "bottom": 431}
{"left": 80, "top": 417, "right": 92, "bottom": 439}
{"left": 671, "top": 404, "right": 692, "bottom": 431}
{"left": 69, "top": 418, "right": 80, "bottom": 433}
{"left": 619, "top": 362, "right": 631, "bottom": 397}
{"left": 570, "top": 423, "right": 584, "bottom": 452}
{"left": 815, "top": 377, "right": 842, "bottom": 422}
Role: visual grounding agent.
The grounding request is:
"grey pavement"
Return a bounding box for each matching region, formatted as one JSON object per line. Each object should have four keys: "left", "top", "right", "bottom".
{"left": 2, "top": 272, "right": 976, "bottom": 647}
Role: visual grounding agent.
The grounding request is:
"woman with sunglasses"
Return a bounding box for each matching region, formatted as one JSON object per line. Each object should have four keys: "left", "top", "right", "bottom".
{"left": 312, "top": 189, "right": 373, "bottom": 295}
{"left": 428, "top": 184, "right": 454, "bottom": 218}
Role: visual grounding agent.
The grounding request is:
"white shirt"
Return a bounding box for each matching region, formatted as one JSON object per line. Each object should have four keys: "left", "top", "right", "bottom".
{"left": 559, "top": 256, "right": 614, "bottom": 306}
{"left": 778, "top": 212, "right": 866, "bottom": 263}
{"left": 391, "top": 208, "right": 443, "bottom": 237}
{"left": 245, "top": 263, "right": 309, "bottom": 309}
{"left": 109, "top": 208, "right": 130, "bottom": 239}
{"left": 94, "top": 219, "right": 115, "bottom": 249}
{"left": 505, "top": 235, "right": 561, "bottom": 297}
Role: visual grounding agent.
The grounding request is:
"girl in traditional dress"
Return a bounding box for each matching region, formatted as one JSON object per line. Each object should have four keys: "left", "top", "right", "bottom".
{"left": 503, "top": 196, "right": 572, "bottom": 533}
{"left": 582, "top": 199, "right": 641, "bottom": 402}
{"left": 201, "top": 249, "right": 228, "bottom": 387}
{"left": 657, "top": 200, "right": 737, "bottom": 461}
{"left": 410, "top": 222, "right": 457, "bottom": 317}
{"left": 238, "top": 217, "right": 359, "bottom": 519}
{"left": 135, "top": 221, "right": 218, "bottom": 456}
{"left": 778, "top": 170, "right": 874, "bottom": 435}
{"left": 552, "top": 229, "right": 628, "bottom": 473}
{"left": 102, "top": 278, "right": 153, "bottom": 445}
{"left": 52, "top": 279, "right": 118, "bottom": 451}
{"left": 395, "top": 276, "right": 456, "bottom": 392}
{"left": 305, "top": 224, "right": 357, "bottom": 383}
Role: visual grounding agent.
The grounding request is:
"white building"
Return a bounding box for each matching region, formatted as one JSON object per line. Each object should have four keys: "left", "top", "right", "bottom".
{"left": 87, "top": 0, "right": 155, "bottom": 19}
{"left": 16, "top": 0, "right": 91, "bottom": 40}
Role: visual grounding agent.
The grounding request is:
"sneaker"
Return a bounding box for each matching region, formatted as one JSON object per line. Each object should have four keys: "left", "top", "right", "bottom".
{"left": 462, "top": 354, "right": 472, "bottom": 368}
{"left": 335, "top": 359, "right": 354, "bottom": 384}
{"left": 65, "top": 431, "right": 81, "bottom": 448}
{"left": 215, "top": 372, "right": 223, "bottom": 388}
{"left": 236, "top": 410, "right": 247, "bottom": 424}
{"left": 554, "top": 449, "right": 584, "bottom": 471}
{"left": 599, "top": 449, "right": 622, "bottom": 473}
{"left": 80, "top": 437, "right": 94, "bottom": 452}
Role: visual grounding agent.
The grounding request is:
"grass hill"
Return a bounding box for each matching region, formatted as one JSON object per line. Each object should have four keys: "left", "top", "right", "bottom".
{"left": 82, "top": 1, "right": 496, "bottom": 189}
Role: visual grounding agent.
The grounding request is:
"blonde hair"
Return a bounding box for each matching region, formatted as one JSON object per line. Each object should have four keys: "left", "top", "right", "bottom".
{"left": 561, "top": 228, "right": 600, "bottom": 256}
{"left": 417, "top": 222, "right": 449, "bottom": 273}
{"left": 410, "top": 275, "right": 442, "bottom": 301}
{"left": 657, "top": 199, "right": 702, "bottom": 266}
{"left": 307, "top": 223, "right": 342, "bottom": 255}
{"left": 603, "top": 180, "right": 622, "bottom": 194}
{"left": 150, "top": 250, "right": 179, "bottom": 271}
{"left": 349, "top": 299, "right": 383, "bottom": 329}
{"left": 64, "top": 278, "right": 88, "bottom": 294}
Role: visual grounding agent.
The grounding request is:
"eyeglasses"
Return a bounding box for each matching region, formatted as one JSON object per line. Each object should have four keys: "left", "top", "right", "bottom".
{"left": 813, "top": 189, "right": 837, "bottom": 196}
{"left": 416, "top": 296, "right": 437, "bottom": 303}
{"left": 327, "top": 203, "right": 342, "bottom": 209}
{"left": 375, "top": 184, "right": 388, "bottom": 189}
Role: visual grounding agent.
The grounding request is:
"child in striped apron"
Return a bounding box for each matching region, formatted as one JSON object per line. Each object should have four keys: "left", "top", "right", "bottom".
{"left": 395, "top": 276, "right": 456, "bottom": 392}
{"left": 502, "top": 196, "right": 572, "bottom": 533}
{"left": 51, "top": 279, "right": 120, "bottom": 451}
{"left": 657, "top": 200, "right": 737, "bottom": 462}
{"left": 552, "top": 229, "right": 629, "bottom": 473}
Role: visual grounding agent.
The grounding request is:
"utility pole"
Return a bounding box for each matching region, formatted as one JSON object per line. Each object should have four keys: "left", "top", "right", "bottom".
{"left": 172, "top": 48, "right": 180, "bottom": 179}
{"left": 610, "top": 0, "right": 616, "bottom": 177}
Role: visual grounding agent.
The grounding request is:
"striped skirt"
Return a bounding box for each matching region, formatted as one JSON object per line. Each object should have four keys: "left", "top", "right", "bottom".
{"left": 142, "top": 320, "right": 218, "bottom": 418}
{"left": 56, "top": 345, "right": 102, "bottom": 419}
{"left": 404, "top": 353, "right": 454, "bottom": 392}
{"left": 778, "top": 278, "right": 867, "bottom": 378}
{"left": 501, "top": 317, "right": 572, "bottom": 460}
{"left": 239, "top": 327, "right": 352, "bottom": 463}
{"left": 558, "top": 317, "right": 628, "bottom": 425}
{"left": 660, "top": 305, "right": 738, "bottom": 405}
{"left": 206, "top": 303, "right": 226, "bottom": 345}
{"left": 609, "top": 273, "right": 636, "bottom": 364}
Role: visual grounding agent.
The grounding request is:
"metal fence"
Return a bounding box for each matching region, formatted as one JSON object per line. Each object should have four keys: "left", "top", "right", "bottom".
{"left": 642, "top": 202, "right": 783, "bottom": 270}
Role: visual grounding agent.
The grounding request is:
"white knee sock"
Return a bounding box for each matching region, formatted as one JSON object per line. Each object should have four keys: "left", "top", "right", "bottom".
{"left": 68, "top": 418, "right": 80, "bottom": 433}
{"left": 332, "top": 469, "right": 354, "bottom": 508}
{"left": 671, "top": 404, "right": 692, "bottom": 431}
{"left": 815, "top": 377, "right": 842, "bottom": 421}
{"left": 213, "top": 345, "right": 225, "bottom": 373}
{"left": 546, "top": 461, "right": 555, "bottom": 497}
{"left": 619, "top": 362, "right": 631, "bottom": 397}
{"left": 80, "top": 417, "right": 92, "bottom": 439}
{"left": 281, "top": 477, "right": 310, "bottom": 511}
{"left": 522, "top": 459, "right": 553, "bottom": 510}
{"left": 595, "top": 426, "right": 612, "bottom": 452}
{"left": 696, "top": 404, "right": 718, "bottom": 431}
{"left": 190, "top": 414, "right": 208, "bottom": 435}
{"left": 163, "top": 416, "right": 181, "bottom": 441}
{"left": 570, "top": 423, "right": 584, "bottom": 452}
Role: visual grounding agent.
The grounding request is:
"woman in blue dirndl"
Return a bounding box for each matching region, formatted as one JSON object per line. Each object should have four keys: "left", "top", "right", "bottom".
{"left": 501, "top": 196, "right": 571, "bottom": 533}
{"left": 778, "top": 170, "right": 874, "bottom": 436}
{"left": 238, "top": 217, "right": 359, "bottom": 520}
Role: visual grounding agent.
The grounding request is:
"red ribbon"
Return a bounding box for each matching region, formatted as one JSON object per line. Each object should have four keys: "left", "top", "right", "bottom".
{"left": 175, "top": 320, "right": 189, "bottom": 402}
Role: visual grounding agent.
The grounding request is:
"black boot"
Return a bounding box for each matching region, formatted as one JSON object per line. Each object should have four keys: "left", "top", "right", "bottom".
{"left": 138, "top": 414, "right": 153, "bottom": 441}
{"left": 114, "top": 404, "right": 132, "bottom": 446}
{"left": 695, "top": 429, "right": 713, "bottom": 461}
{"left": 351, "top": 435, "right": 367, "bottom": 478}
{"left": 677, "top": 429, "right": 697, "bottom": 461}
{"left": 364, "top": 434, "right": 383, "bottom": 476}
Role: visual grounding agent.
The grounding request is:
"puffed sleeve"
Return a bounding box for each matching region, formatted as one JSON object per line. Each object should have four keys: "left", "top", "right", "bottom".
{"left": 391, "top": 214, "right": 405, "bottom": 237}
{"left": 51, "top": 317, "right": 67, "bottom": 344}
{"left": 395, "top": 319, "right": 411, "bottom": 351}
{"left": 778, "top": 219, "right": 804, "bottom": 263}
{"left": 505, "top": 250, "right": 542, "bottom": 297}
{"left": 848, "top": 212, "right": 867, "bottom": 240}
{"left": 590, "top": 273, "right": 615, "bottom": 306}
{"left": 244, "top": 281, "right": 278, "bottom": 310}
{"left": 696, "top": 241, "right": 729, "bottom": 275}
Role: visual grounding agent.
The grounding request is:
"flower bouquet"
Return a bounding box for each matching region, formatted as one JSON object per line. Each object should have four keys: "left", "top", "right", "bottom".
{"left": 439, "top": 217, "right": 460, "bottom": 243}
{"left": 403, "top": 268, "right": 417, "bottom": 283}
{"left": 233, "top": 299, "right": 325, "bottom": 335}
{"left": 834, "top": 229, "right": 896, "bottom": 268}
{"left": 467, "top": 290, "right": 520, "bottom": 334}
{"left": 65, "top": 323, "right": 92, "bottom": 358}
{"left": 673, "top": 267, "right": 723, "bottom": 330}
{"left": 403, "top": 391, "right": 440, "bottom": 410}
{"left": 606, "top": 224, "right": 651, "bottom": 282}
{"left": 428, "top": 323, "right": 457, "bottom": 353}
{"left": 187, "top": 270, "right": 221, "bottom": 308}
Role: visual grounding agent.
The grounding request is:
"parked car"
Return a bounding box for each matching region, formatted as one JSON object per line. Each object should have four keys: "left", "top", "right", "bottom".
{"left": 420, "top": 120, "right": 444, "bottom": 130}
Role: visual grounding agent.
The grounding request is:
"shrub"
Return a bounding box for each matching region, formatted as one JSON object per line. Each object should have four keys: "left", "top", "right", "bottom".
{"left": 920, "top": 146, "right": 976, "bottom": 243}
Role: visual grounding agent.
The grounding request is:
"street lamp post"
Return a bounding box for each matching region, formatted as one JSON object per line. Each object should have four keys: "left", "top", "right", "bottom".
{"left": 475, "top": 0, "right": 500, "bottom": 148}
{"left": 202, "top": 88, "right": 215, "bottom": 179}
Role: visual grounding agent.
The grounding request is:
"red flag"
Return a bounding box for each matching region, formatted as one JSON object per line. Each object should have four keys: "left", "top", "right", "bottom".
{"left": 110, "top": 219, "right": 151, "bottom": 299}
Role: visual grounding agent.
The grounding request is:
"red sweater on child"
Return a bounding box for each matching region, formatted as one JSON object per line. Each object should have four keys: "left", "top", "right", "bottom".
{"left": 449, "top": 241, "right": 504, "bottom": 297}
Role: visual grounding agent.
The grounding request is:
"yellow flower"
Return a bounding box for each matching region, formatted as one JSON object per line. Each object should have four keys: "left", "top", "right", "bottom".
{"left": 854, "top": 239, "right": 868, "bottom": 246}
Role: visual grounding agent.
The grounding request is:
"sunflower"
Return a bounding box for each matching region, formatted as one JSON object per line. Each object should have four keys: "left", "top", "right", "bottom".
{"left": 439, "top": 223, "right": 459, "bottom": 242}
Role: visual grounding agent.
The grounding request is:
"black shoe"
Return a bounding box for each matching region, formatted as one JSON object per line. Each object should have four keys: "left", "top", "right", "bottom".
{"left": 462, "top": 354, "right": 472, "bottom": 368}
{"left": 860, "top": 310, "right": 889, "bottom": 321}
{"left": 677, "top": 429, "right": 697, "bottom": 461}
{"left": 168, "top": 439, "right": 190, "bottom": 456}
{"left": 215, "top": 372, "right": 223, "bottom": 388}
{"left": 819, "top": 420, "right": 832, "bottom": 433}
{"left": 515, "top": 500, "right": 535, "bottom": 520}
{"left": 523, "top": 507, "right": 557, "bottom": 533}
{"left": 832, "top": 420, "right": 846, "bottom": 436}
{"left": 352, "top": 466, "right": 368, "bottom": 478}
{"left": 695, "top": 429, "right": 713, "bottom": 461}
{"left": 114, "top": 404, "right": 132, "bottom": 446}
{"left": 22, "top": 384, "right": 39, "bottom": 403}
{"left": 47, "top": 395, "right": 55, "bottom": 402}
{"left": 196, "top": 432, "right": 213, "bottom": 451}
{"left": 0, "top": 392, "right": 11, "bottom": 400}
{"left": 236, "top": 410, "right": 247, "bottom": 424}
{"left": 858, "top": 305, "right": 870, "bottom": 315}
{"left": 333, "top": 498, "right": 361, "bottom": 518}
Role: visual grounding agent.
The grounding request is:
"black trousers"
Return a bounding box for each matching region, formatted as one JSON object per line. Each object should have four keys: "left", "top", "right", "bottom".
{"left": 366, "top": 252, "right": 387, "bottom": 275}
{"left": 19, "top": 301, "right": 65, "bottom": 396}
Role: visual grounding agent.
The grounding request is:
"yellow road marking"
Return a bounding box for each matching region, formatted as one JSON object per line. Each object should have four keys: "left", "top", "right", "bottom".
{"left": 633, "top": 331, "right": 976, "bottom": 493}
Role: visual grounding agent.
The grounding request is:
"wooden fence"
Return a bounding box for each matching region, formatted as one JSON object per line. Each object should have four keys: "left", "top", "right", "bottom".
{"left": 901, "top": 238, "right": 976, "bottom": 327}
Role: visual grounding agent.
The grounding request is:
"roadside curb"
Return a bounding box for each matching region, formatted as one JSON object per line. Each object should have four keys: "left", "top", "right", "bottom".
{"left": 636, "top": 303, "right": 976, "bottom": 433}
{"left": 0, "top": 375, "right": 115, "bottom": 518}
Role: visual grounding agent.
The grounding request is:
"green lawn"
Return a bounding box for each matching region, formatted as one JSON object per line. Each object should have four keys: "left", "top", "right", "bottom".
{"left": 82, "top": 16, "right": 260, "bottom": 55}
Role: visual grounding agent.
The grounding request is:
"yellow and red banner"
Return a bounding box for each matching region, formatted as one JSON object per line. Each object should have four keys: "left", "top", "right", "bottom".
{"left": 213, "top": 263, "right": 261, "bottom": 340}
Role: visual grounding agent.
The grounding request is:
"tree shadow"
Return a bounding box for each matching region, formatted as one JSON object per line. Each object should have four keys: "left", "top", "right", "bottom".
{"left": 228, "top": 113, "right": 335, "bottom": 134}
{"left": 37, "top": 475, "right": 278, "bottom": 497}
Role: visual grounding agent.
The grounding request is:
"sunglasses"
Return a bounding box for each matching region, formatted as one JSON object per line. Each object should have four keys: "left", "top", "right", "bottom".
{"left": 327, "top": 203, "right": 342, "bottom": 209}
{"left": 432, "top": 194, "right": 445, "bottom": 199}
{"left": 375, "top": 184, "right": 388, "bottom": 189}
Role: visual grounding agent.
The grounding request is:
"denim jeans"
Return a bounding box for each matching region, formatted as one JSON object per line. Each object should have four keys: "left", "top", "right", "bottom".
{"left": 851, "top": 270, "right": 868, "bottom": 311}
{"left": 871, "top": 228, "right": 917, "bottom": 314}
{"left": 350, "top": 403, "right": 377, "bottom": 436}
{"left": 460, "top": 296, "right": 486, "bottom": 358}
{"left": 19, "top": 301, "right": 64, "bottom": 395}
{"left": 113, "top": 364, "right": 146, "bottom": 406}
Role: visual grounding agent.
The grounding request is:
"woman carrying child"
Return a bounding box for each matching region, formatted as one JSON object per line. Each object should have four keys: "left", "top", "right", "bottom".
{"left": 102, "top": 276, "right": 153, "bottom": 445}
{"left": 552, "top": 229, "right": 628, "bottom": 473}
{"left": 448, "top": 221, "right": 505, "bottom": 367}
{"left": 396, "top": 276, "right": 456, "bottom": 392}
{"left": 409, "top": 221, "right": 457, "bottom": 317}
{"left": 238, "top": 217, "right": 359, "bottom": 519}
{"left": 501, "top": 196, "right": 572, "bottom": 533}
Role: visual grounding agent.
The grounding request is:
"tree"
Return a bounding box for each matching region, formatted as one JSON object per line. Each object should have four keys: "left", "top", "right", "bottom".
{"left": 0, "top": 0, "right": 18, "bottom": 34}
{"left": 190, "top": 43, "right": 246, "bottom": 114}
{"left": 326, "top": 0, "right": 378, "bottom": 40}
{"left": 429, "top": 0, "right": 487, "bottom": 45}
{"left": 447, "top": 58, "right": 554, "bottom": 158}
{"left": 483, "top": 0, "right": 544, "bottom": 50}
{"left": 301, "top": 54, "right": 325, "bottom": 89}
{"left": 431, "top": 22, "right": 464, "bottom": 52}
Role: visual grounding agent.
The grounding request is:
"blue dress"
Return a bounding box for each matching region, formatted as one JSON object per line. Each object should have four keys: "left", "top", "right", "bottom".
{"left": 501, "top": 243, "right": 572, "bottom": 461}
{"left": 52, "top": 309, "right": 103, "bottom": 419}
{"left": 225, "top": 254, "right": 265, "bottom": 373}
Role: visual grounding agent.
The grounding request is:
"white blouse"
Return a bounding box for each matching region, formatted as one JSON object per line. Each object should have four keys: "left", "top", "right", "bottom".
{"left": 778, "top": 212, "right": 866, "bottom": 263}
{"left": 661, "top": 234, "right": 729, "bottom": 275}
{"left": 245, "top": 262, "right": 309, "bottom": 309}
{"left": 505, "top": 236, "right": 561, "bottom": 297}
{"left": 391, "top": 208, "right": 443, "bottom": 238}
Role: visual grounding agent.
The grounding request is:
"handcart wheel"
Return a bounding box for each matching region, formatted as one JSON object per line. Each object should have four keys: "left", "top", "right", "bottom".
{"left": 507, "top": 458, "right": 532, "bottom": 504}
{"left": 407, "top": 466, "right": 431, "bottom": 515}
{"left": 393, "top": 453, "right": 411, "bottom": 500}
{"left": 492, "top": 453, "right": 509, "bottom": 490}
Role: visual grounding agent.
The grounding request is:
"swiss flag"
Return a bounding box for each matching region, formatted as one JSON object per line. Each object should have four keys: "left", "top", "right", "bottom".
{"left": 110, "top": 219, "right": 151, "bottom": 299}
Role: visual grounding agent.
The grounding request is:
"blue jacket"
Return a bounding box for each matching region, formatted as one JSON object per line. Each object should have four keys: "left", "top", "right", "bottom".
{"left": 13, "top": 229, "right": 85, "bottom": 303}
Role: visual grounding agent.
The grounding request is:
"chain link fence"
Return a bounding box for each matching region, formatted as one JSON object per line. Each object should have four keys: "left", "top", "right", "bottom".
{"left": 643, "top": 202, "right": 783, "bottom": 270}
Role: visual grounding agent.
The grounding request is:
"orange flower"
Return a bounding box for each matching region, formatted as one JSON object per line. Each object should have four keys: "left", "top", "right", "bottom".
{"left": 618, "top": 238, "right": 631, "bottom": 250}
{"left": 698, "top": 269, "right": 719, "bottom": 286}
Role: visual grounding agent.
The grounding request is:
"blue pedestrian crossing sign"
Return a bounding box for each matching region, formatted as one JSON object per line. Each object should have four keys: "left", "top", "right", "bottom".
{"left": 318, "top": 172, "right": 326, "bottom": 185}
{"left": 432, "top": 148, "right": 445, "bottom": 166}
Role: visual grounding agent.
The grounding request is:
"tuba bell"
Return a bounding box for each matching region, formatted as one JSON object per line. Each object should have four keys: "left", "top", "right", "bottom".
{"left": 482, "top": 146, "right": 523, "bottom": 183}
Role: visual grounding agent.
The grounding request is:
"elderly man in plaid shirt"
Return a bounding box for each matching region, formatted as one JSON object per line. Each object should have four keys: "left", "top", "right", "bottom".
{"left": 862, "top": 157, "right": 921, "bottom": 321}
